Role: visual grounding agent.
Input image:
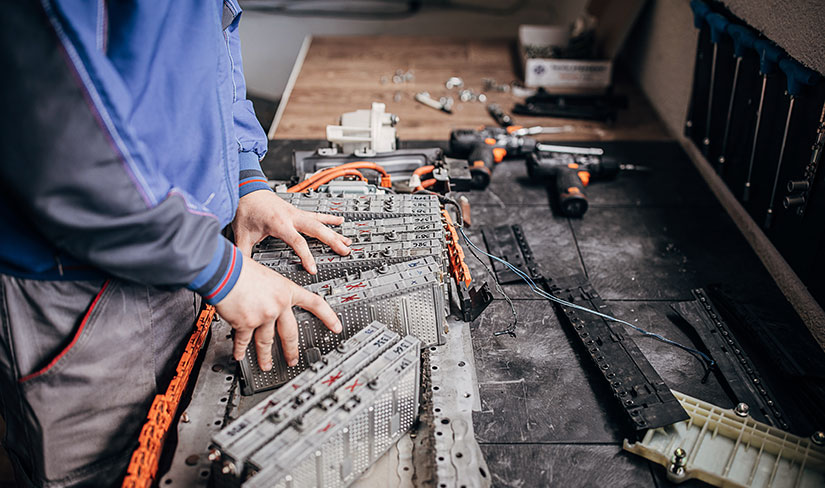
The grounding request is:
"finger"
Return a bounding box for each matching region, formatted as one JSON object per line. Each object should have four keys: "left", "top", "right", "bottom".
{"left": 300, "top": 220, "right": 352, "bottom": 256}
{"left": 284, "top": 230, "right": 317, "bottom": 274}
{"left": 293, "top": 287, "right": 342, "bottom": 334}
{"left": 312, "top": 211, "right": 344, "bottom": 226}
{"left": 254, "top": 322, "right": 276, "bottom": 371}
{"left": 233, "top": 328, "right": 254, "bottom": 361}
{"left": 277, "top": 308, "right": 300, "bottom": 367}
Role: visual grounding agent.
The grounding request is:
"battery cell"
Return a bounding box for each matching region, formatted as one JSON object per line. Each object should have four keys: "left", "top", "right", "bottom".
{"left": 239, "top": 257, "right": 445, "bottom": 394}
{"left": 214, "top": 325, "right": 399, "bottom": 477}
{"left": 275, "top": 192, "right": 441, "bottom": 220}
{"left": 213, "top": 323, "right": 420, "bottom": 488}
{"left": 254, "top": 239, "right": 446, "bottom": 287}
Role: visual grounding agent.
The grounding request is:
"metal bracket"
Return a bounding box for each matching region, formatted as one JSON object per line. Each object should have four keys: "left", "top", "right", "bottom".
{"left": 159, "top": 318, "right": 236, "bottom": 487}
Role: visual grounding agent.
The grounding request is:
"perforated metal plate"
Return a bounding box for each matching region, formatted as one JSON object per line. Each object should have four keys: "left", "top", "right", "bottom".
{"left": 239, "top": 258, "right": 446, "bottom": 394}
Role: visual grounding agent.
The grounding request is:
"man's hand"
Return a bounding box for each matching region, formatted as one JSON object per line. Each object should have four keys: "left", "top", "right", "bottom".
{"left": 233, "top": 191, "right": 351, "bottom": 273}
{"left": 215, "top": 255, "right": 342, "bottom": 371}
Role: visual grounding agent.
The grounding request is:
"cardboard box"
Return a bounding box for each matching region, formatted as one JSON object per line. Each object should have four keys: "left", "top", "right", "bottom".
{"left": 519, "top": 0, "right": 645, "bottom": 92}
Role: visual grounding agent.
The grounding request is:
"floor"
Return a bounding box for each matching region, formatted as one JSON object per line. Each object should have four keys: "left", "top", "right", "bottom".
{"left": 264, "top": 138, "right": 823, "bottom": 487}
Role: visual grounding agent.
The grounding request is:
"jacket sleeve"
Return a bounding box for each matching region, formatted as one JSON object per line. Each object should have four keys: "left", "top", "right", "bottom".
{"left": 0, "top": 0, "right": 241, "bottom": 304}
{"left": 223, "top": 3, "right": 271, "bottom": 198}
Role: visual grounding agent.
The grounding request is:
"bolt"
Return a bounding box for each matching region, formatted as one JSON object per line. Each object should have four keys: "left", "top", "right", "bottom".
{"left": 669, "top": 448, "right": 687, "bottom": 476}
{"left": 734, "top": 402, "right": 749, "bottom": 417}
{"left": 812, "top": 431, "right": 825, "bottom": 446}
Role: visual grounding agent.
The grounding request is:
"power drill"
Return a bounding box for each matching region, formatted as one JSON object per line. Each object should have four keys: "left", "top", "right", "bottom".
{"left": 525, "top": 147, "right": 647, "bottom": 218}
{"left": 448, "top": 125, "right": 571, "bottom": 189}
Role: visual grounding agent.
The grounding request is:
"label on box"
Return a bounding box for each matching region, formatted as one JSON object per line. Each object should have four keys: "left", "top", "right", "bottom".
{"left": 524, "top": 58, "right": 612, "bottom": 89}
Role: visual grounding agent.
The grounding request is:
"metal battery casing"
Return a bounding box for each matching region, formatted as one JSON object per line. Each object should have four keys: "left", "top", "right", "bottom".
{"left": 243, "top": 334, "right": 421, "bottom": 488}
{"left": 275, "top": 192, "right": 440, "bottom": 220}
{"left": 256, "top": 215, "right": 444, "bottom": 253}
{"left": 256, "top": 224, "right": 444, "bottom": 254}
{"left": 239, "top": 258, "right": 445, "bottom": 394}
{"left": 253, "top": 239, "right": 445, "bottom": 286}
{"left": 214, "top": 325, "right": 398, "bottom": 476}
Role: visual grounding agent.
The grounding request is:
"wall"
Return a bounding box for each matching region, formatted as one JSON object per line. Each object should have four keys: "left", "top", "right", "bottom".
{"left": 622, "top": 0, "right": 697, "bottom": 139}
{"left": 238, "top": 0, "right": 586, "bottom": 100}
{"left": 624, "top": 0, "right": 825, "bottom": 347}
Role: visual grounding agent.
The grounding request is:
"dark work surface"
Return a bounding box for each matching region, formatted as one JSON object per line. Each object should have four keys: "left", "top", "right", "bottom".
{"left": 262, "top": 139, "right": 822, "bottom": 487}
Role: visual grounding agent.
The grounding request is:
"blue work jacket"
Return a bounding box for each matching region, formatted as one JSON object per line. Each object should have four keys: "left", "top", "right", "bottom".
{"left": 0, "top": 0, "right": 270, "bottom": 303}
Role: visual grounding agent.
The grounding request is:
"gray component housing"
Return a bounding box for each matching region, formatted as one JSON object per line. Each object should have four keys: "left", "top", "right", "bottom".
{"left": 275, "top": 192, "right": 441, "bottom": 220}
{"left": 239, "top": 258, "right": 446, "bottom": 394}
{"left": 215, "top": 323, "right": 421, "bottom": 488}
{"left": 256, "top": 220, "right": 444, "bottom": 254}
{"left": 254, "top": 238, "right": 446, "bottom": 287}
{"left": 216, "top": 324, "right": 396, "bottom": 472}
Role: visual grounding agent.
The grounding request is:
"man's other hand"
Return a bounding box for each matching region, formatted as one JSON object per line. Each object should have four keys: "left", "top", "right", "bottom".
{"left": 214, "top": 255, "right": 342, "bottom": 371}
{"left": 233, "top": 191, "right": 351, "bottom": 273}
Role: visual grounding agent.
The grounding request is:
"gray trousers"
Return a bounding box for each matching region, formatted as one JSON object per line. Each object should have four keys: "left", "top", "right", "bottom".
{"left": 0, "top": 275, "right": 201, "bottom": 487}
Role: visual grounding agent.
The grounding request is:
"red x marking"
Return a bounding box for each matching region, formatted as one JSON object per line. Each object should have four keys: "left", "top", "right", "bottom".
{"left": 341, "top": 294, "right": 360, "bottom": 303}
{"left": 322, "top": 371, "right": 343, "bottom": 386}
{"left": 345, "top": 282, "right": 366, "bottom": 291}
{"left": 345, "top": 379, "right": 361, "bottom": 392}
{"left": 319, "top": 422, "right": 334, "bottom": 433}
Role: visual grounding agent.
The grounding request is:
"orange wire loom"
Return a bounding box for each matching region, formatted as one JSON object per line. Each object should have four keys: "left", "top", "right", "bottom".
{"left": 122, "top": 305, "right": 216, "bottom": 487}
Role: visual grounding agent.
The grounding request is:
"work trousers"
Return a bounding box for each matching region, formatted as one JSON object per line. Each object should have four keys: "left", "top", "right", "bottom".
{"left": 0, "top": 275, "right": 200, "bottom": 487}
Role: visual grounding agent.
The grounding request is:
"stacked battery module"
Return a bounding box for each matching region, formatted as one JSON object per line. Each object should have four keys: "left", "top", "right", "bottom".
{"left": 239, "top": 257, "right": 446, "bottom": 394}
{"left": 213, "top": 323, "right": 421, "bottom": 488}
{"left": 240, "top": 192, "right": 449, "bottom": 394}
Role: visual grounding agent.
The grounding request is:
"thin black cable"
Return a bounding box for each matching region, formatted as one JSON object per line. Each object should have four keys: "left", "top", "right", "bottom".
{"left": 457, "top": 226, "right": 716, "bottom": 370}
{"left": 418, "top": 189, "right": 518, "bottom": 336}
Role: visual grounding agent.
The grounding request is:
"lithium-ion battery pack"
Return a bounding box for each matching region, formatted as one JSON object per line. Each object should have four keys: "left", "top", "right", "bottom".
{"left": 239, "top": 257, "right": 445, "bottom": 394}
{"left": 214, "top": 323, "right": 420, "bottom": 488}
{"left": 253, "top": 238, "right": 445, "bottom": 286}
{"left": 275, "top": 192, "right": 441, "bottom": 220}
{"left": 255, "top": 214, "right": 445, "bottom": 253}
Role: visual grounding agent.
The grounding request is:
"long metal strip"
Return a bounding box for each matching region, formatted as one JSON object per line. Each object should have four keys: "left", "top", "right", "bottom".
{"left": 670, "top": 288, "right": 789, "bottom": 429}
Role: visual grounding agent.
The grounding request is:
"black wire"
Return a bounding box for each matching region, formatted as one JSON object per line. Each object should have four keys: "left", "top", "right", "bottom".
{"left": 416, "top": 189, "right": 518, "bottom": 337}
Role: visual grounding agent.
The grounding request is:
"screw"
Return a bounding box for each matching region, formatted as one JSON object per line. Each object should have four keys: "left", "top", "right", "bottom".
{"left": 221, "top": 461, "right": 236, "bottom": 475}
{"left": 812, "top": 431, "right": 825, "bottom": 445}
{"left": 670, "top": 448, "right": 687, "bottom": 476}
{"left": 734, "top": 402, "right": 750, "bottom": 417}
{"left": 181, "top": 412, "right": 190, "bottom": 423}
{"left": 207, "top": 449, "right": 221, "bottom": 462}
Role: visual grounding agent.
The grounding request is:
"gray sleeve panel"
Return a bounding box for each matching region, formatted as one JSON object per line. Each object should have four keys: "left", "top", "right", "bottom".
{"left": 0, "top": 0, "right": 222, "bottom": 287}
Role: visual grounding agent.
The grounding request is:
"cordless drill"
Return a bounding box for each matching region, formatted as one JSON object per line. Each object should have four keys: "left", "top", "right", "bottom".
{"left": 448, "top": 126, "right": 569, "bottom": 189}
{"left": 526, "top": 148, "right": 645, "bottom": 218}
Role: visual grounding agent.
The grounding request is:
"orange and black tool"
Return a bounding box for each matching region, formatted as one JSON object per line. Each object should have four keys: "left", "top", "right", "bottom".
{"left": 448, "top": 127, "right": 538, "bottom": 189}
{"left": 526, "top": 148, "right": 647, "bottom": 218}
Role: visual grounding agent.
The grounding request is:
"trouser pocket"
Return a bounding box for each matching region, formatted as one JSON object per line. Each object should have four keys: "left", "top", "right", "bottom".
{"left": 2, "top": 277, "right": 157, "bottom": 486}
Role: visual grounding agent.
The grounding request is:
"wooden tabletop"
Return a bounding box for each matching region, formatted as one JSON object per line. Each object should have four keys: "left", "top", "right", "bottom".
{"left": 270, "top": 36, "right": 670, "bottom": 142}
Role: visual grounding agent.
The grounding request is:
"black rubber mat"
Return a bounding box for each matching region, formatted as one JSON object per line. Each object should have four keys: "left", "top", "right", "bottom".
{"left": 262, "top": 139, "right": 823, "bottom": 487}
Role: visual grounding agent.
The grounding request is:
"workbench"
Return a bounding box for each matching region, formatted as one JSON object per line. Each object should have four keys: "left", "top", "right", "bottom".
{"left": 250, "top": 36, "right": 824, "bottom": 487}
{"left": 269, "top": 36, "right": 668, "bottom": 142}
